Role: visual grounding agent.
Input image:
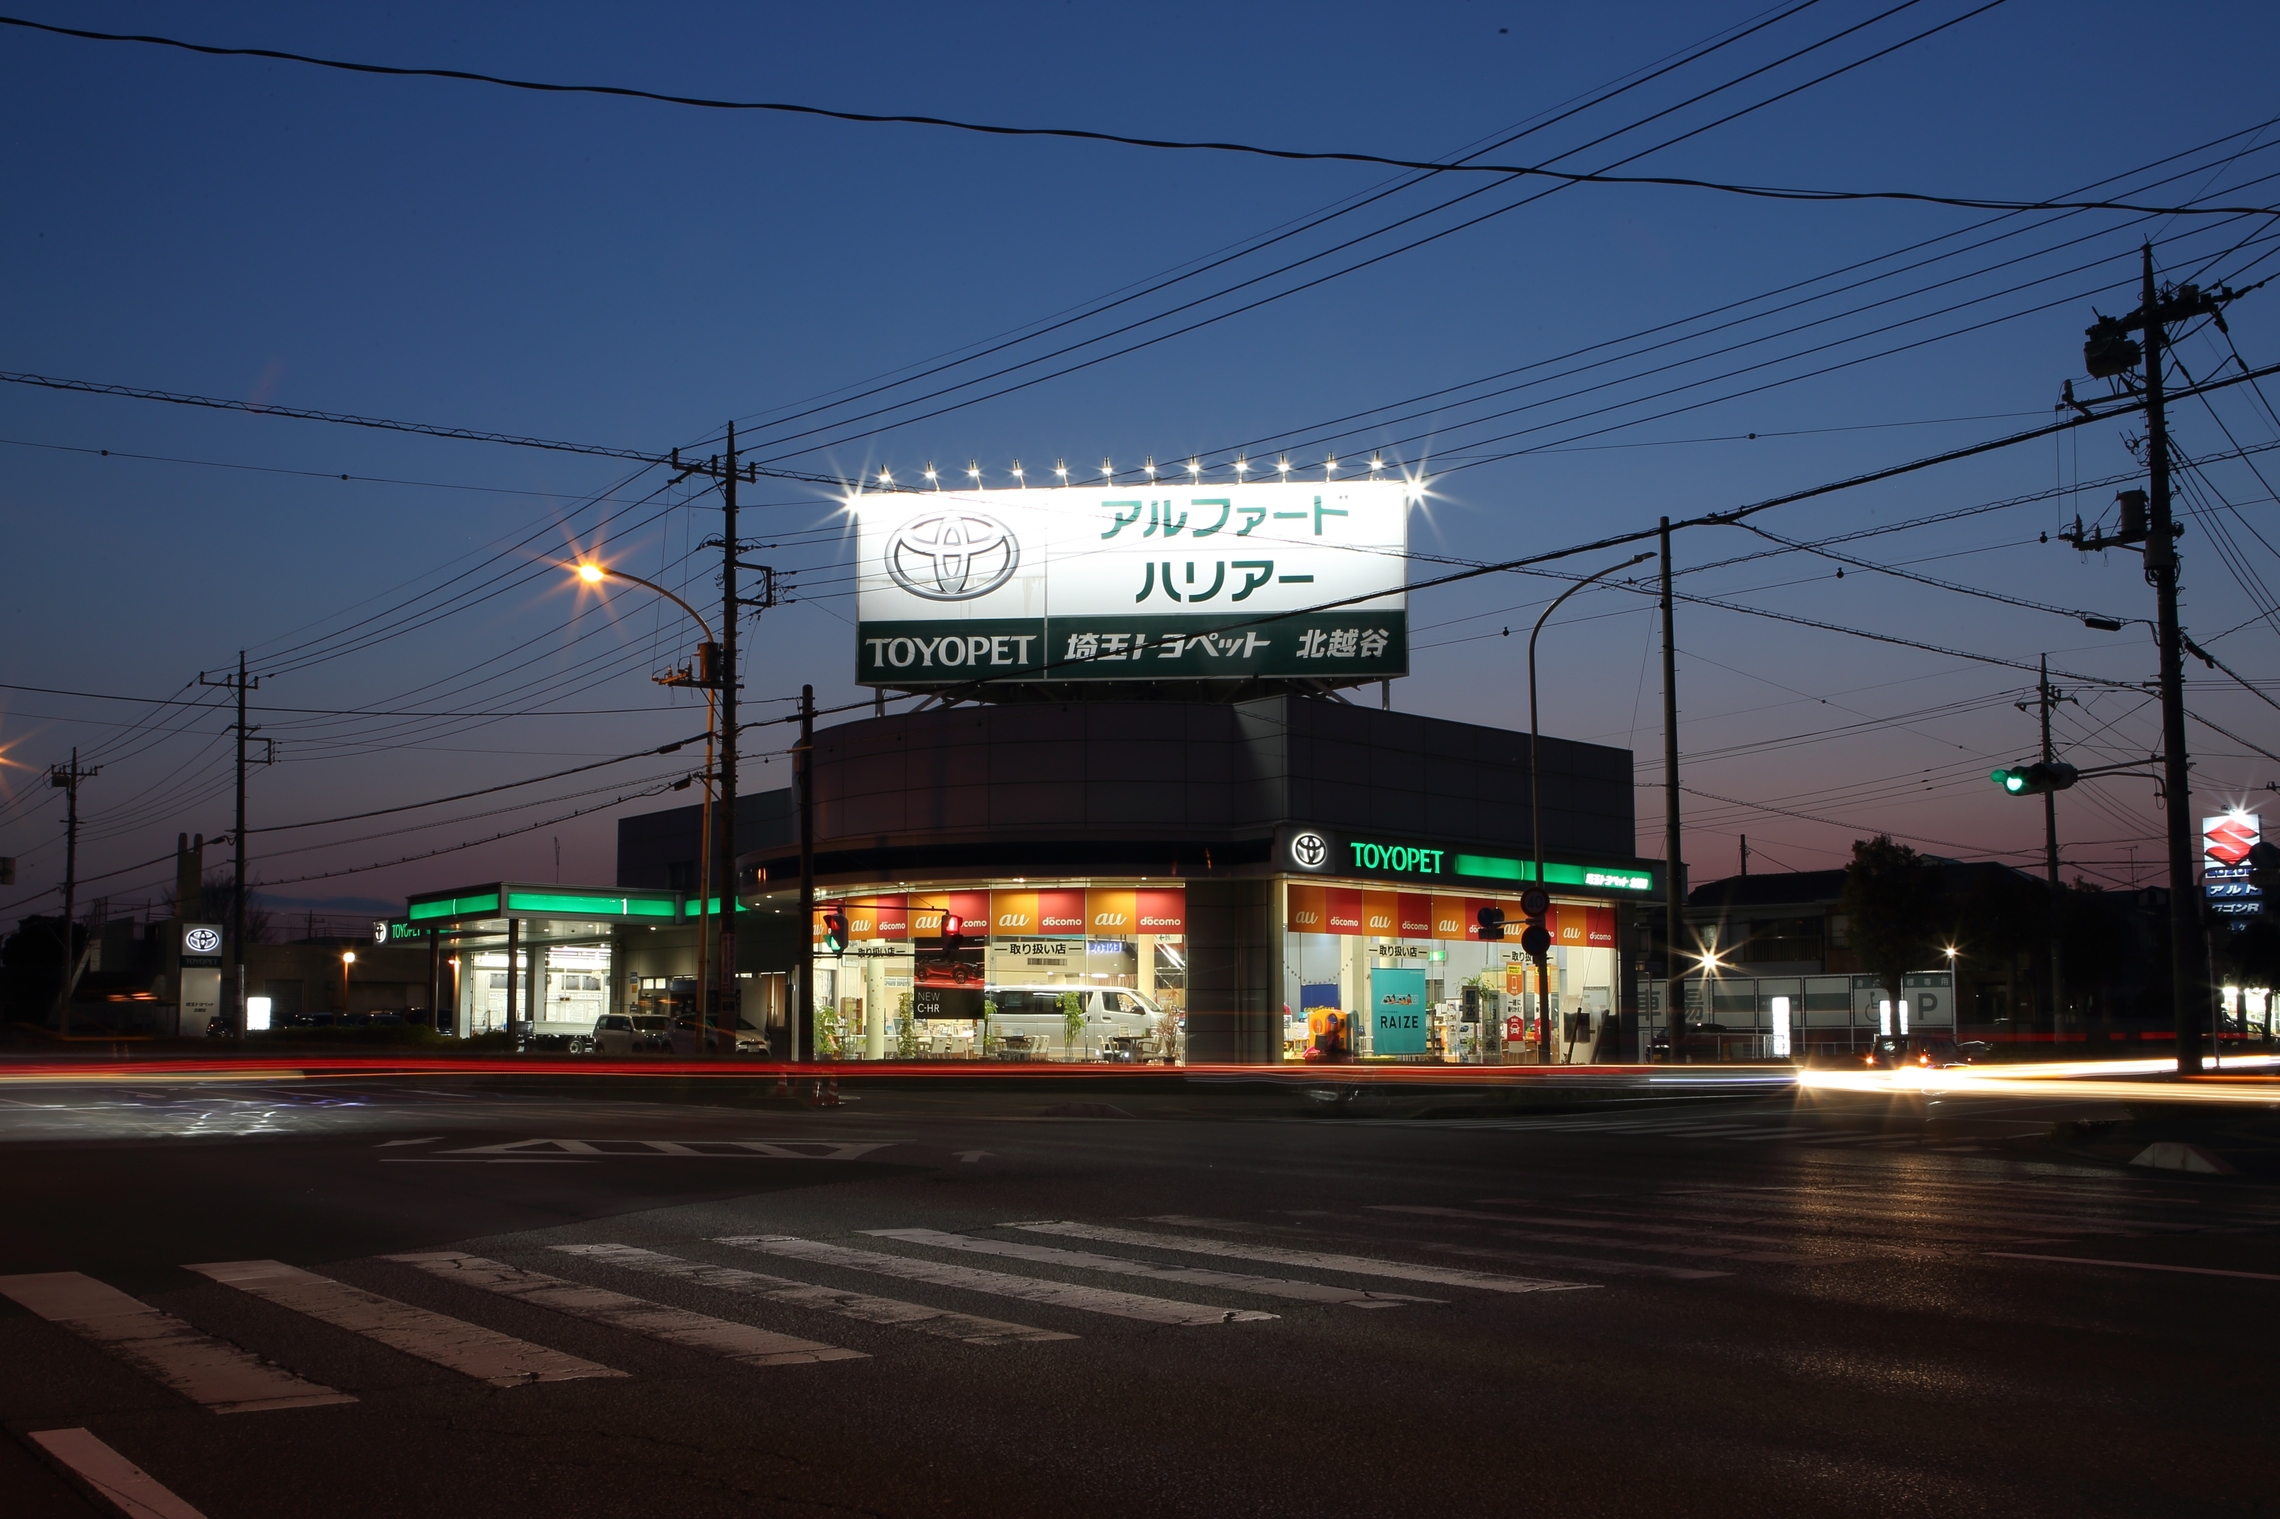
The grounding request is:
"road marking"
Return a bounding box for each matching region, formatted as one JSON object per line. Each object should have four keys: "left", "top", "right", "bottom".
{"left": 1371, "top": 1205, "right": 1833, "bottom": 1263}
{"left": 716, "top": 1235, "right": 1277, "bottom": 1326}
{"left": 432, "top": 1139, "right": 893, "bottom": 1159}
{"left": 186, "top": 1259, "right": 624, "bottom": 1387}
{"left": 0, "top": 1272, "right": 353, "bottom": 1414}
{"left": 1984, "top": 1252, "right": 2280, "bottom": 1282}
{"left": 551, "top": 1244, "right": 1073, "bottom": 1345}
{"left": 954, "top": 1150, "right": 993, "bottom": 1163}
{"left": 373, "top": 1137, "right": 441, "bottom": 1148}
{"left": 1418, "top": 1240, "right": 1733, "bottom": 1281}
{"left": 28, "top": 1428, "right": 208, "bottom": 1519}
{"left": 868, "top": 1228, "right": 1439, "bottom": 1308}
{"left": 378, "top": 1158, "right": 595, "bottom": 1165}
{"left": 1011, "top": 1222, "right": 1594, "bottom": 1294}
{"left": 385, "top": 1252, "right": 865, "bottom": 1366}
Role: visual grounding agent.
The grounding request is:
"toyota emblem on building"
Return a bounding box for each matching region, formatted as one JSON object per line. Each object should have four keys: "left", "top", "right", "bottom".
{"left": 884, "top": 512, "right": 1019, "bottom": 601}
{"left": 1290, "top": 831, "right": 1328, "bottom": 869}
{"left": 184, "top": 926, "right": 221, "bottom": 954}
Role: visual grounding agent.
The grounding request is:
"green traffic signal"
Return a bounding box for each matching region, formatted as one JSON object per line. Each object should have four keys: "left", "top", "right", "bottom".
{"left": 1991, "top": 761, "right": 2079, "bottom": 797}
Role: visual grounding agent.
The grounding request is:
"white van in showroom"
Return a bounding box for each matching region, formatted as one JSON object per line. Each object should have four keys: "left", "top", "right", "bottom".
{"left": 984, "top": 985, "right": 1166, "bottom": 1060}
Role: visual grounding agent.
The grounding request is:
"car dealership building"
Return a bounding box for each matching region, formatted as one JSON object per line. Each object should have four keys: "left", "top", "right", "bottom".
{"left": 390, "top": 479, "right": 1666, "bottom": 1062}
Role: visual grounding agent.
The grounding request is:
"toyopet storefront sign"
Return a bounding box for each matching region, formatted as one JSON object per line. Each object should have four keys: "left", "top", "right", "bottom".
{"left": 854, "top": 482, "right": 1409, "bottom": 684}
{"left": 1277, "top": 826, "right": 1658, "bottom": 896}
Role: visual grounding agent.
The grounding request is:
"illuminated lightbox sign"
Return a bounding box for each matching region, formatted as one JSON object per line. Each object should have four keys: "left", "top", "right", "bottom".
{"left": 854, "top": 482, "right": 1409, "bottom": 684}
{"left": 2203, "top": 811, "right": 2264, "bottom": 916}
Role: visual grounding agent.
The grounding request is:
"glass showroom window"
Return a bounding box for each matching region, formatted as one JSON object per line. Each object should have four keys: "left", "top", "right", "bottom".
{"left": 1281, "top": 882, "right": 1616, "bottom": 1064}
{"left": 810, "top": 884, "right": 1186, "bottom": 1062}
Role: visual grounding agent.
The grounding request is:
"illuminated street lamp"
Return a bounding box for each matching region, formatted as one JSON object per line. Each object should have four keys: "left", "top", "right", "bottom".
{"left": 572, "top": 559, "right": 723, "bottom": 1055}
{"left": 340, "top": 949, "right": 355, "bottom": 1013}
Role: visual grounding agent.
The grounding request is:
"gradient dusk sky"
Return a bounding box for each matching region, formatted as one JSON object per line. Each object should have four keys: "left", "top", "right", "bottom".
{"left": 4, "top": 0, "right": 2278, "bottom": 925}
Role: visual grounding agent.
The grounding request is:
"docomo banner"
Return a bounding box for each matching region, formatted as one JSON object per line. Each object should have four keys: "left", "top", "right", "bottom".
{"left": 1286, "top": 884, "right": 1613, "bottom": 946}
{"left": 815, "top": 887, "right": 1185, "bottom": 944}
{"left": 854, "top": 482, "right": 1409, "bottom": 684}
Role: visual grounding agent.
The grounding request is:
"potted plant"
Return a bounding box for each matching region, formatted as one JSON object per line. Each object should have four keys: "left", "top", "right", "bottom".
{"left": 1059, "top": 990, "right": 1086, "bottom": 1060}
{"left": 895, "top": 991, "right": 921, "bottom": 1059}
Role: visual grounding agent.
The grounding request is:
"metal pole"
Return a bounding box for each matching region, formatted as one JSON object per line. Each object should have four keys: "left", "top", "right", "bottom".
{"left": 1529, "top": 552, "right": 1649, "bottom": 1064}
{"left": 715, "top": 423, "right": 740, "bottom": 1058}
{"left": 796, "top": 684, "right": 815, "bottom": 1064}
{"left": 691, "top": 703, "right": 715, "bottom": 1056}
{"left": 55, "top": 748, "right": 80, "bottom": 1035}
{"left": 2142, "top": 245, "right": 2204, "bottom": 1073}
{"left": 505, "top": 916, "right": 520, "bottom": 1050}
{"left": 232, "top": 651, "right": 248, "bottom": 1039}
{"left": 2039, "top": 656, "right": 2066, "bottom": 1043}
{"left": 1660, "top": 518, "right": 1683, "bottom": 1058}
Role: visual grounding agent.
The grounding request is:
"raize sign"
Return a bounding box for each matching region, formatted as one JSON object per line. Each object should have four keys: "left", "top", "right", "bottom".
{"left": 854, "top": 481, "right": 1409, "bottom": 685}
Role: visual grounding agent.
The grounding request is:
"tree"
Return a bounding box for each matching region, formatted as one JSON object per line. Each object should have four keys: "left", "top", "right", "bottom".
{"left": 1955, "top": 866, "right": 2046, "bottom": 1031}
{"left": 0, "top": 916, "right": 84, "bottom": 1024}
{"left": 1841, "top": 836, "right": 1942, "bottom": 1032}
{"left": 2060, "top": 882, "right": 2130, "bottom": 1046}
{"left": 164, "top": 870, "right": 273, "bottom": 945}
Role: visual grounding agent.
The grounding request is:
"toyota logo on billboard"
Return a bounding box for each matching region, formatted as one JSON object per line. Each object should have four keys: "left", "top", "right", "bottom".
{"left": 885, "top": 512, "right": 1019, "bottom": 601}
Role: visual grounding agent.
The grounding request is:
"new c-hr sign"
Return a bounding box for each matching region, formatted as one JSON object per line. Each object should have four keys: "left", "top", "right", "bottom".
{"left": 853, "top": 483, "right": 1410, "bottom": 685}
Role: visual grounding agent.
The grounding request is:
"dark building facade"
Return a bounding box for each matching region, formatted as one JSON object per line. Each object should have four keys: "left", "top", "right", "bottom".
{"left": 616, "top": 693, "right": 1661, "bottom": 1065}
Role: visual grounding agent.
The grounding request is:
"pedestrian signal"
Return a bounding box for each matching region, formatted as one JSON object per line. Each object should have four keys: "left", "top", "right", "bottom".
{"left": 1476, "top": 907, "right": 1506, "bottom": 941}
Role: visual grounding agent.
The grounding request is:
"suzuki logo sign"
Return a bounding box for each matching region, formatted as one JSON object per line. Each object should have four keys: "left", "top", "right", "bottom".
{"left": 885, "top": 512, "right": 1020, "bottom": 601}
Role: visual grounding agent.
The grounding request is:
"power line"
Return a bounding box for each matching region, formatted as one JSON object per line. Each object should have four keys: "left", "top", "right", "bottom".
{"left": 14, "top": 9, "right": 2273, "bottom": 221}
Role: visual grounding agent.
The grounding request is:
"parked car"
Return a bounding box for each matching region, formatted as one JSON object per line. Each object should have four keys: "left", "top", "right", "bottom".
{"left": 984, "top": 985, "right": 1164, "bottom": 1059}
{"left": 590, "top": 1013, "right": 671, "bottom": 1055}
{"left": 669, "top": 1015, "right": 772, "bottom": 1057}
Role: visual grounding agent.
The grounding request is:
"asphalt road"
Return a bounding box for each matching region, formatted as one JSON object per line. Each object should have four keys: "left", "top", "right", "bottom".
{"left": 2, "top": 1075, "right": 2276, "bottom": 1519}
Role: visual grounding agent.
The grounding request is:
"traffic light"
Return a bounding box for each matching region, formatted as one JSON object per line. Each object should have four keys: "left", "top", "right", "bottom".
{"left": 941, "top": 912, "right": 967, "bottom": 951}
{"left": 820, "top": 907, "right": 849, "bottom": 954}
{"left": 1991, "top": 761, "right": 2079, "bottom": 796}
{"left": 1476, "top": 906, "right": 1506, "bottom": 941}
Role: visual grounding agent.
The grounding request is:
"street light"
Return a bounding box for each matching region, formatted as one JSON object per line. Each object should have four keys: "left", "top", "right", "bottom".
{"left": 340, "top": 950, "right": 355, "bottom": 1015}
{"left": 572, "top": 560, "right": 722, "bottom": 1055}
{"left": 1526, "top": 552, "right": 1655, "bottom": 1062}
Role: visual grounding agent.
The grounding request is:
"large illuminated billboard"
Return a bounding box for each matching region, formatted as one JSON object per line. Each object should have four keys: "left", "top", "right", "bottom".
{"left": 853, "top": 481, "right": 1410, "bottom": 684}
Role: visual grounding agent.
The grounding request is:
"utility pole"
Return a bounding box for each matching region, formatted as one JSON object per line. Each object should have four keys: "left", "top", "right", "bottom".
{"left": 202, "top": 654, "right": 269, "bottom": 1038}
{"left": 671, "top": 429, "right": 776, "bottom": 1054}
{"left": 2030, "top": 657, "right": 2073, "bottom": 1039}
{"left": 49, "top": 749, "right": 100, "bottom": 1034}
{"left": 1659, "top": 517, "right": 1684, "bottom": 1058}
{"left": 2067, "top": 246, "right": 2240, "bottom": 1071}
{"left": 796, "top": 684, "right": 816, "bottom": 1064}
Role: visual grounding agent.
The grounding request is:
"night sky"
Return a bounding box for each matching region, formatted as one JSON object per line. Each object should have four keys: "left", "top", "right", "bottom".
{"left": 4, "top": 0, "right": 2277, "bottom": 927}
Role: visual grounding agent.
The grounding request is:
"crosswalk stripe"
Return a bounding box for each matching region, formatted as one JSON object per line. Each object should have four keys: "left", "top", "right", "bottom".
{"left": 1374, "top": 1204, "right": 1841, "bottom": 1257}
{"left": 385, "top": 1252, "right": 865, "bottom": 1367}
{"left": 551, "top": 1243, "right": 1075, "bottom": 1345}
{"left": 715, "top": 1235, "right": 1278, "bottom": 1326}
{"left": 867, "top": 1228, "right": 1440, "bottom": 1308}
{"left": 1417, "top": 1241, "right": 1733, "bottom": 1281}
{"left": 1362, "top": 1207, "right": 1830, "bottom": 1265}
{"left": 0, "top": 1272, "right": 354, "bottom": 1414}
{"left": 27, "top": 1427, "right": 209, "bottom": 1519}
{"left": 186, "top": 1259, "right": 624, "bottom": 1387}
{"left": 1013, "top": 1221, "right": 1595, "bottom": 1294}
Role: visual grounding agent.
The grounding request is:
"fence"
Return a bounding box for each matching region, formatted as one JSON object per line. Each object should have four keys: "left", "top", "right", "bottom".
{"left": 1640, "top": 971, "right": 1956, "bottom": 1061}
